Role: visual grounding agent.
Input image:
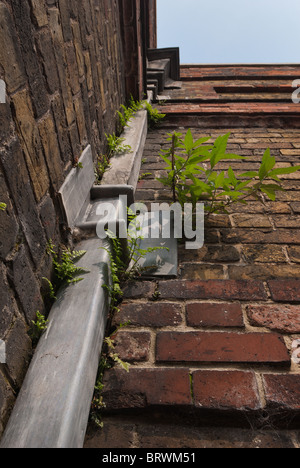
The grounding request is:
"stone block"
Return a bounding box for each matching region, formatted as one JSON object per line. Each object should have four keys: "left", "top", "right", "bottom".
{"left": 11, "top": 246, "right": 45, "bottom": 324}
{"left": 11, "top": 88, "right": 50, "bottom": 201}
{"left": 4, "top": 318, "right": 32, "bottom": 388}
{"left": 36, "top": 29, "right": 60, "bottom": 94}
{"left": 10, "top": 0, "right": 49, "bottom": 118}
{"left": 0, "top": 173, "right": 19, "bottom": 260}
{"left": 0, "top": 263, "right": 17, "bottom": 339}
{"left": 0, "top": 3, "right": 27, "bottom": 93}
{"left": 38, "top": 113, "right": 64, "bottom": 191}
{"left": 48, "top": 8, "right": 75, "bottom": 126}
{"left": 0, "top": 139, "right": 47, "bottom": 268}
{"left": 29, "top": 0, "right": 48, "bottom": 28}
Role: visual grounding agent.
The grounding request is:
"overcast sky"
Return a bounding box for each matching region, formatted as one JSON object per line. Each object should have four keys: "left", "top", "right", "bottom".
{"left": 157, "top": 0, "right": 300, "bottom": 64}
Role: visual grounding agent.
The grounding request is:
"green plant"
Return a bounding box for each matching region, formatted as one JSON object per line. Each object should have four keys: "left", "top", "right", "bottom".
{"left": 105, "top": 133, "right": 132, "bottom": 157}
{"left": 89, "top": 322, "right": 130, "bottom": 428}
{"left": 0, "top": 203, "right": 6, "bottom": 211}
{"left": 145, "top": 101, "right": 166, "bottom": 128}
{"left": 94, "top": 153, "right": 111, "bottom": 183}
{"left": 117, "top": 96, "right": 143, "bottom": 132}
{"left": 43, "top": 241, "right": 88, "bottom": 300}
{"left": 158, "top": 129, "right": 300, "bottom": 215}
{"left": 138, "top": 172, "right": 152, "bottom": 181}
{"left": 29, "top": 311, "right": 49, "bottom": 344}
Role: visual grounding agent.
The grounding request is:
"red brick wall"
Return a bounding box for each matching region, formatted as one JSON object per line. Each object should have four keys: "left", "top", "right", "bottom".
{"left": 85, "top": 65, "right": 300, "bottom": 448}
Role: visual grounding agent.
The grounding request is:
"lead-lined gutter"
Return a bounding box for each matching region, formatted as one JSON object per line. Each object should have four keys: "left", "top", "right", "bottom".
{"left": 0, "top": 101, "right": 149, "bottom": 449}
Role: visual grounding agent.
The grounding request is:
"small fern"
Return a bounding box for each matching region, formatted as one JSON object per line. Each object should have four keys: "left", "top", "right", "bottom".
{"left": 44, "top": 240, "right": 88, "bottom": 300}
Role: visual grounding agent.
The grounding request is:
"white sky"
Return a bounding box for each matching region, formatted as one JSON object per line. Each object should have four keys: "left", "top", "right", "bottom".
{"left": 157, "top": 0, "right": 300, "bottom": 64}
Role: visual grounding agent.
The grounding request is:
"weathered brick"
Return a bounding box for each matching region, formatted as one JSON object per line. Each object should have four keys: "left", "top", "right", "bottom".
{"left": 232, "top": 215, "right": 272, "bottom": 228}
{"left": 186, "top": 302, "right": 244, "bottom": 328}
{"left": 116, "top": 302, "right": 182, "bottom": 328}
{"left": 242, "top": 245, "right": 286, "bottom": 263}
{"left": 263, "top": 374, "right": 300, "bottom": 410}
{"left": 10, "top": 0, "right": 49, "bottom": 118}
{"left": 192, "top": 371, "right": 261, "bottom": 410}
{"left": 156, "top": 332, "right": 290, "bottom": 365}
{"left": 247, "top": 304, "right": 300, "bottom": 334}
{"left": 0, "top": 174, "right": 19, "bottom": 260}
{"left": 122, "top": 281, "right": 156, "bottom": 299}
{"left": 287, "top": 246, "right": 300, "bottom": 263}
{"left": 84, "top": 421, "right": 135, "bottom": 449}
{"left": 268, "top": 280, "right": 300, "bottom": 302}
{"left": 36, "top": 29, "right": 60, "bottom": 94}
{"left": 221, "top": 228, "right": 300, "bottom": 245}
{"left": 114, "top": 331, "right": 151, "bottom": 362}
{"left": 29, "top": 0, "right": 48, "bottom": 28}
{"left": 228, "top": 264, "right": 300, "bottom": 281}
{"left": 158, "top": 280, "right": 267, "bottom": 301}
{"left": 103, "top": 368, "right": 192, "bottom": 409}
{"left": 180, "top": 264, "right": 225, "bottom": 280}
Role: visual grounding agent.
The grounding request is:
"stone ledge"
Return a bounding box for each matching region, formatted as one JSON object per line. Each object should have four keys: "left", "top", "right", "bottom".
{"left": 101, "top": 106, "right": 148, "bottom": 192}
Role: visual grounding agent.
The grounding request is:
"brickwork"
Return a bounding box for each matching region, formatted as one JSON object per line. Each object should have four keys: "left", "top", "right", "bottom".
{"left": 0, "top": 0, "right": 126, "bottom": 436}
{"left": 85, "top": 65, "right": 300, "bottom": 448}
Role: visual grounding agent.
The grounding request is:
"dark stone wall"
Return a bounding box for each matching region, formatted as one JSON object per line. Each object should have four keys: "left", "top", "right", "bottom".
{"left": 0, "top": 0, "right": 126, "bottom": 436}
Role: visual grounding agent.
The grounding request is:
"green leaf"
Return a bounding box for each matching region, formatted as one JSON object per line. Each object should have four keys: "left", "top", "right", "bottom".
{"left": 184, "top": 129, "right": 194, "bottom": 151}
{"left": 228, "top": 167, "right": 237, "bottom": 187}
{"left": 210, "top": 133, "right": 231, "bottom": 168}
{"left": 239, "top": 171, "right": 259, "bottom": 178}
{"left": 268, "top": 165, "right": 300, "bottom": 176}
{"left": 222, "top": 153, "right": 247, "bottom": 161}
{"left": 259, "top": 148, "right": 276, "bottom": 180}
{"left": 193, "top": 136, "right": 211, "bottom": 147}
{"left": 215, "top": 171, "right": 225, "bottom": 189}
